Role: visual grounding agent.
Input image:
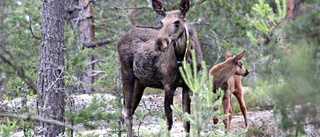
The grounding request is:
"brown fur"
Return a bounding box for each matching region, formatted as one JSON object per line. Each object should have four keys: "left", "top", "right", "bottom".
{"left": 209, "top": 50, "right": 249, "bottom": 132}
{"left": 117, "top": 0, "right": 202, "bottom": 136}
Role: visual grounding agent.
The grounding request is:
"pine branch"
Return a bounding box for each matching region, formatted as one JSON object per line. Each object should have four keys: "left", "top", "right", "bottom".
{"left": 0, "top": 43, "right": 37, "bottom": 94}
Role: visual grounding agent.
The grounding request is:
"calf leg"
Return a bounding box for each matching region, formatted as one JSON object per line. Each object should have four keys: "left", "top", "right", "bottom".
{"left": 222, "top": 96, "right": 231, "bottom": 132}
{"left": 164, "top": 85, "right": 175, "bottom": 130}
{"left": 212, "top": 87, "right": 220, "bottom": 125}
{"left": 182, "top": 87, "right": 191, "bottom": 133}
{"left": 233, "top": 91, "right": 248, "bottom": 127}
{"left": 228, "top": 97, "right": 234, "bottom": 130}
{"left": 213, "top": 106, "right": 219, "bottom": 124}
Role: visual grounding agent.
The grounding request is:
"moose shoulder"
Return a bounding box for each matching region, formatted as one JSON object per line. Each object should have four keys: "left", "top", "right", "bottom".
{"left": 117, "top": 0, "right": 202, "bottom": 136}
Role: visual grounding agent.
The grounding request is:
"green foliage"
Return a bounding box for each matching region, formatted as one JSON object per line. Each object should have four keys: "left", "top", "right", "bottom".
{"left": 65, "top": 95, "right": 122, "bottom": 130}
{"left": 246, "top": 0, "right": 286, "bottom": 34}
{"left": 0, "top": 118, "right": 35, "bottom": 137}
{"left": 265, "top": 2, "right": 320, "bottom": 136}
{"left": 0, "top": 118, "right": 18, "bottom": 137}
{"left": 193, "top": 0, "right": 255, "bottom": 66}
{"left": 0, "top": 0, "right": 41, "bottom": 98}
{"left": 23, "top": 120, "right": 33, "bottom": 137}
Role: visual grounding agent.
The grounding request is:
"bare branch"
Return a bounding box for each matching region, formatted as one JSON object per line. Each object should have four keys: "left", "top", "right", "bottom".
{"left": 100, "top": 16, "right": 122, "bottom": 22}
{"left": 0, "top": 43, "right": 37, "bottom": 94}
{"left": 135, "top": 25, "right": 161, "bottom": 29}
{"left": 0, "top": 112, "right": 77, "bottom": 131}
{"left": 28, "top": 20, "right": 41, "bottom": 40}
{"left": 82, "top": 37, "right": 118, "bottom": 48}
{"left": 112, "top": 6, "right": 151, "bottom": 11}
{"left": 196, "top": 0, "right": 207, "bottom": 5}
{"left": 304, "top": 4, "right": 320, "bottom": 11}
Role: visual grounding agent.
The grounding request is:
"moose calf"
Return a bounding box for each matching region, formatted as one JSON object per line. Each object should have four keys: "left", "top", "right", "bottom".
{"left": 209, "top": 50, "right": 249, "bottom": 131}
{"left": 224, "top": 50, "right": 249, "bottom": 128}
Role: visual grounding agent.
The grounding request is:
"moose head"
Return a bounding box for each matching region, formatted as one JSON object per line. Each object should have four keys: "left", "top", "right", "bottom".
{"left": 152, "top": 0, "right": 190, "bottom": 52}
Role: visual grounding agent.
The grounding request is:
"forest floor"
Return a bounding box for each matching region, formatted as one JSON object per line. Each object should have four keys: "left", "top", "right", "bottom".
{"left": 78, "top": 93, "right": 277, "bottom": 137}
{"left": 127, "top": 93, "right": 276, "bottom": 137}
{"left": 7, "top": 92, "right": 318, "bottom": 137}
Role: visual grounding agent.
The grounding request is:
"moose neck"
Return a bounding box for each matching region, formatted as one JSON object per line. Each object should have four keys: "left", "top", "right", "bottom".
{"left": 174, "top": 25, "right": 189, "bottom": 63}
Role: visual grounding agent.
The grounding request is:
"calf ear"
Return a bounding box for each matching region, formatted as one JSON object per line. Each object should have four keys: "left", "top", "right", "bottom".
{"left": 152, "top": 0, "right": 167, "bottom": 16}
{"left": 224, "top": 50, "right": 232, "bottom": 59}
{"left": 233, "top": 50, "right": 245, "bottom": 62}
{"left": 180, "top": 0, "right": 190, "bottom": 18}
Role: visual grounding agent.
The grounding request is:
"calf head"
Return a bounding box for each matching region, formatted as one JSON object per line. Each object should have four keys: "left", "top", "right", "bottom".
{"left": 152, "top": 0, "right": 190, "bottom": 51}
{"left": 227, "top": 50, "right": 249, "bottom": 77}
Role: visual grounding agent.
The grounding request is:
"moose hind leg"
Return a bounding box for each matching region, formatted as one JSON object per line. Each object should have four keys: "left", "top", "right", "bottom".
{"left": 121, "top": 73, "right": 135, "bottom": 136}
{"left": 132, "top": 81, "right": 146, "bottom": 113}
{"left": 213, "top": 106, "right": 219, "bottom": 124}
{"left": 182, "top": 88, "right": 191, "bottom": 133}
{"left": 222, "top": 92, "right": 231, "bottom": 132}
{"left": 164, "top": 85, "right": 175, "bottom": 130}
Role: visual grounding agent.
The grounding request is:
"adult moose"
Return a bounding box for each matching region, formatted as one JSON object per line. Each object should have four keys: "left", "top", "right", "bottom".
{"left": 117, "top": 0, "right": 202, "bottom": 136}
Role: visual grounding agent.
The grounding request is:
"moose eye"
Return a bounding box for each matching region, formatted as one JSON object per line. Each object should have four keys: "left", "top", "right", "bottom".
{"left": 174, "top": 21, "right": 180, "bottom": 28}
{"left": 160, "top": 21, "right": 163, "bottom": 27}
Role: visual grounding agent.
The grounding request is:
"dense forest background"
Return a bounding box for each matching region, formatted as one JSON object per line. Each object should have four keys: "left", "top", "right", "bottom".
{"left": 0, "top": 0, "right": 319, "bottom": 136}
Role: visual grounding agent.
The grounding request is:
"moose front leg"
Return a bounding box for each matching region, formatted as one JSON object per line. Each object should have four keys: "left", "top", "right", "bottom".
{"left": 182, "top": 87, "right": 191, "bottom": 133}
{"left": 164, "top": 85, "right": 175, "bottom": 130}
{"left": 233, "top": 90, "right": 248, "bottom": 127}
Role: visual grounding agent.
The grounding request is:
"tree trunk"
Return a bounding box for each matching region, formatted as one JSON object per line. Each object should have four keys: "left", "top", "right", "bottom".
{"left": 286, "top": 0, "right": 294, "bottom": 21}
{"left": 0, "top": 0, "right": 5, "bottom": 102}
{"left": 35, "top": 0, "right": 65, "bottom": 136}
{"left": 79, "top": 0, "right": 95, "bottom": 94}
{"left": 293, "top": 0, "right": 304, "bottom": 17}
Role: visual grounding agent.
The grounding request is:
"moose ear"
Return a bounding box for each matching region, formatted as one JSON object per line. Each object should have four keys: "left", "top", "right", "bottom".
{"left": 152, "top": 0, "right": 167, "bottom": 16}
{"left": 233, "top": 50, "right": 245, "bottom": 62}
{"left": 180, "top": 0, "right": 190, "bottom": 18}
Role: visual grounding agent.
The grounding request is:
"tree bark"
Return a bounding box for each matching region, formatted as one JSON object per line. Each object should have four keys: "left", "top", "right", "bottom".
{"left": 79, "top": 0, "right": 95, "bottom": 94}
{"left": 35, "top": 0, "right": 65, "bottom": 136}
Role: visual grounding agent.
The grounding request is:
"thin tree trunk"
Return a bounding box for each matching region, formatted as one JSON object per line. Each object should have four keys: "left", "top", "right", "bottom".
{"left": 286, "top": 0, "right": 294, "bottom": 21}
{"left": 79, "top": 0, "right": 95, "bottom": 94}
{"left": 130, "top": 0, "right": 138, "bottom": 26}
{"left": 35, "top": 0, "right": 65, "bottom": 136}
{"left": 293, "top": 0, "right": 304, "bottom": 17}
{"left": 0, "top": 0, "right": 5, "bottom": 102}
